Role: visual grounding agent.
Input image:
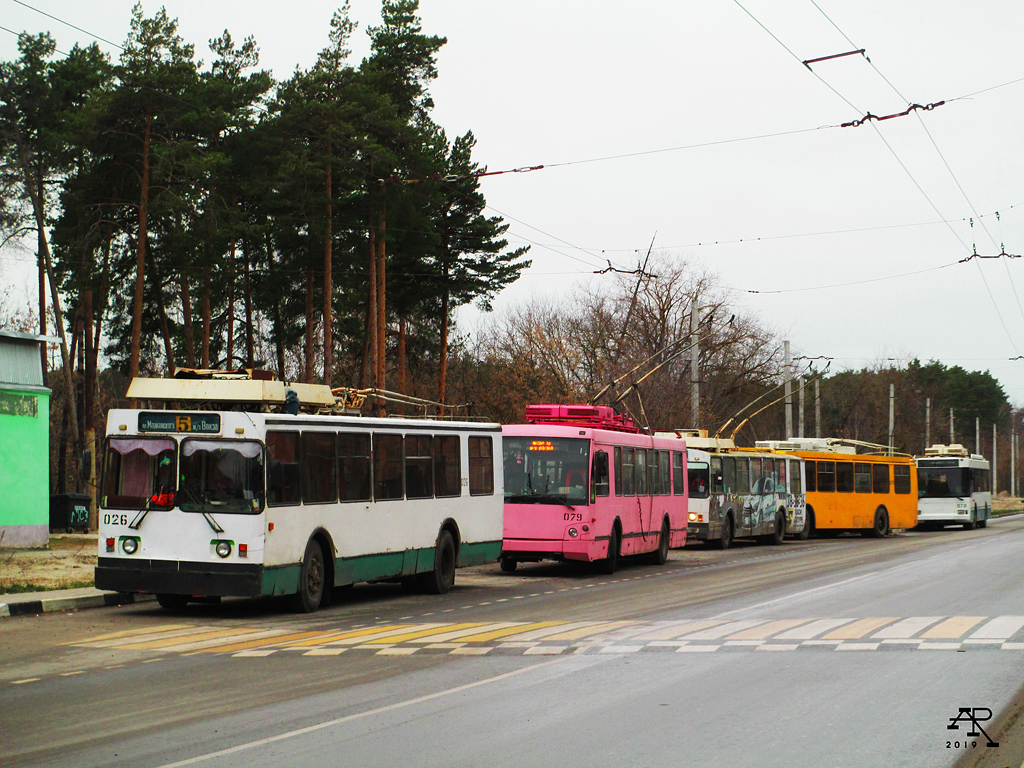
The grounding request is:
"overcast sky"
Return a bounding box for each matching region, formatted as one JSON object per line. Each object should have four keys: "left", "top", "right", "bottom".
{"left": 3, "top": 0, "right": 1024, "bottom": 414}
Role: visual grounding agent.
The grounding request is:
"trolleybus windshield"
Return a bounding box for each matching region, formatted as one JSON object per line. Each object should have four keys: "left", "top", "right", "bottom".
{"left": 917, "top": 464, "right": 968, "bottom": 498}
{"left": 178, "top": 439, "right": 265, "bottom": 514}
{"left": 503, "top": 436, "right": 590, "bottom": 505}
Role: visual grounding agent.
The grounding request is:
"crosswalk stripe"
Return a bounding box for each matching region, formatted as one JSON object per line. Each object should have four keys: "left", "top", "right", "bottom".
{"left": 541, "top": 621, "right": 635, "bottom": 641}
{"left": 629, "top": 620, "right": 727, "bottom": 641}
{"left": 282, "top": 624, "right": 416, "bottom": 647}
{"left": 113, "top": 628, "right": 265, "bottom": 651}
{"left": 774, "top": 618, "right": 855, "bottom": 640}
{"left": 62, "top": 624, "right": 194, "bottom": 645}
{"left": 366, "top": 623, "right": 494, "bottom": 644}
{"left": 872, "top": 617, "right": 943, "bottom": 639}
{"left": 453, "top": 622, "right": 565, "bottom": 643}
{"left": 969, "top": 616, "right": 1024, "bottom": 639}
{"left": 823, "top": 618, "right": 897, "bottom": 640}
{"left": 403, "top": 623, "right": 522, "bottom": 643}
{"left": 503, "top": 622, "right": 588, "bottom": 641}
{"left": 680, "top": 620, "right": 766, "bottom": 640}
{"left": 199, "top": 631, "right": 334, "bottom": 653}
{"left": 727, "top": 619, "right": 814, "bottom": 641}
{"left": 922, "top": 616, "right": 986, "bottom": 639}
{"left": 80, "top": 626, "right": 225, "bottom": 649}
{"left": 156, "top": 629, "right": 295, "bottom": 652}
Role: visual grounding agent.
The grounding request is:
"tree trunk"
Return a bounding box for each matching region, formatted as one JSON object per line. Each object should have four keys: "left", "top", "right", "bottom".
{"left": 227, "top": 236, "right": 235, "bottom": 365}
{"left": 397, "top": 315, "right": 407, "bottom": 395}
{"left": 151, "top": 263, "right": 176, "bottom": 376}
{"left": 304, "top": 266, "right": 314, "bottom": 383}
{"left": 376, "top": 185, "right": 386, "bottom": 394}
{"left": 129, "top": 101, "right": 152, "bottom": 379}
{"left": 266, "top": 230, "right": 285, "bottom": 379}
{"left": 323, "top": 160, "right": 333, "bottom": 385}
{"left": 367, "top": 210, "right": 377, "bottom": 389}
{"left": 201, "top": 262, "right": 211, "bottom": 368}
{"left": 243, "top": 237, "right": 254, "bottom": 368}
{"left": 438, "top": 281, "right": 450, "bottom": 418}
{"left": 83, "top": 289, "right": 97, "bottom": 528}
{"left": 180, "top": 276, "right": 195, "bottom": 368}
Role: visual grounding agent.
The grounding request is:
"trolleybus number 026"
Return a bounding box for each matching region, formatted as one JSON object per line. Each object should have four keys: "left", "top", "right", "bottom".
{"left": 139, "top": 412, "right": 221, "bottom": 434}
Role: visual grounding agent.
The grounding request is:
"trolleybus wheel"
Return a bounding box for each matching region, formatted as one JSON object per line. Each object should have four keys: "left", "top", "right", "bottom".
{"left": 292, "top": 540, "right": 326, "bottom": 613}
{"left": 156, "top": 594, "right": 190, "bottom": 611}
{"left": 765, "top": 512, "right": 786, "bottom": 545}
{"left": 649, "top": 519, "right": 670, "bottom": 565}
{"left": 420, "top": 530, "right": 456, "bottom": 594}
{"left": 500, "top": 556, "right": 518, "bottom": 573}
{"left": 795, "top": 510, "right": 811, "bottom": 541}
{"left": 866, "top": 507, "right": 889, "bottom": 538}
{"left": 714, "top": 515, "right": 733, "bottom": 550}
{"left": 978, "top": 519, "right": 988, "bottom": 529}
{"left": 598, "top": 527, "right": 620, "bottom": 574}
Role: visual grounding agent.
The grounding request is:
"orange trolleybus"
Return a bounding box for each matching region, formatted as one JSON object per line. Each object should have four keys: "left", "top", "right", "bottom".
{"left": 756, "top": 438, "right": 917, "bottom": 537}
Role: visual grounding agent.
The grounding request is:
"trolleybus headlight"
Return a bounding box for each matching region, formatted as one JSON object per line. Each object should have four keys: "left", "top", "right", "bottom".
{"left": 215, "top": 540, "right": 232, "bottom": 558}
{"left": 568, "top": 527, "right": 578, "bottom": 538}
{"left": 688, "top": 512, "right": 697, "bottom": 522}
{"left": 121, "top": 537, "right": 138, "bottom": 555}
{"left": 582, "top": 525, "right": 589, "bottom": 533}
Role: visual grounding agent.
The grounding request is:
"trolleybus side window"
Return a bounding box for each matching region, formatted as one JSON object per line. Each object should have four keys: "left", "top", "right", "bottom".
{"left": 749, "top": 458, "right": 762, "bottom": 493}
{"left": 301, "top": 431, "right": 337, "bottom": 504}
{"left": 103, "top": 437, "right": 177, "bottom": 509}
{"left": 789, "top": 459, "right": 801, "bottom": 494}
{"left": 267, "top": 431, "right": 300, "bottom": 505}
{"left": 836, "top": 461, "right": 854, "bottom": 493}
{"left": 338, "top": 432, "right": 371, "bottom": 502}
{"left": 736, "top": 458, "right": 750, "bottom": 494}
{"left": 723, "top": 456, "right": 736, "bottom": 494}
{"left": 710, "top": 456, "right": 723, "bottom": 494}
{"left": 433, "top": 435, "right": 460, "bottom": 498}
{"left": 689, "top": 462, "right": 710, "bottom": 499}
{"left": 894, "top": 464, "right": 911, "bottom": 494}
{"left": 469, "top": 436, "right": 494, "bottom": 496}
{"left": 405, "top": 435, "right": 434, "bottom": 499}
{"left": 777, "top": 459, "right": 787, "bottom": 493}
{"left": 593, "top": 450, "right": 610, "bottom": 497}
{"left": 817, "top": 461, "right": 835, "bottom": 493}
{"left": 854, "top": 463, "right": 872, "bottom": 493}
{"left": 374, "top": 433, "right": 404, "bottom": 500}
{"left": 649, "top": 450, "right": 660, "bottom": 495}
{"left": 805, "top": 460, "right": 816, "bottom": 492}
{"left": 614, "top": 447, "right": 623, "bottom": 496}
{"left": 635, "top": 449, "right": 647, "bottom": 495}
{"left": 872, "top": 463, "right": 889, "bottom": 494}
{"left": 622, "top": 447, "right": 635, "bottom": 496}
{"left": 179, "top": 438, "right": 264, "bottom": 513}
{"left": 673, "top": 451, "right": 685, "bottom": 495}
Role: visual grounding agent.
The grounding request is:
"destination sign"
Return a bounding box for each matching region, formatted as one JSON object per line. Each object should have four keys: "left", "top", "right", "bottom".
{"left": 139, "top": 412, "right": 221, "bottom": 434}
{"left": 918, "top": 458, "right": 959, "bottom": 467}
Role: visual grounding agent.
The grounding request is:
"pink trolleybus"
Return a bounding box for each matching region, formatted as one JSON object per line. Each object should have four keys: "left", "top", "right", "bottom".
{"left": 501, "top": 404, "right": 688, "bottom": 573}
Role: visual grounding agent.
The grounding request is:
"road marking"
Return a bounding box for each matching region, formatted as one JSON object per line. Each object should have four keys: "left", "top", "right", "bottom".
{"left": 455, "top": 622, "right": 564, "bottom": 643}
{"left": 872, "top": 616, "right": 943, "bottom": 639}
{"left": 970, "top": 616, "right": 1024, "bottom": 640}
{"left": 823, "top": 618, "right": 897, "bottom": 640}
{"left": 922, "top": 616, "right": 986, "bottom": 639}
{"left": 775, "top": 618, "right": 855, "bottom": 640}
{"left": 11, "top": 678, "right": 40, "bottom": 684}
{"left": 62, "top": 623, "right": 194, "bottom": 645}
{"left": 837, "top": 643, "right": 879, "bottom": 651}
{"left": 364, "top": 623, "right": 489, "bottom": 644}
{"left": 727, "top": 619, "right": 813, "bottom": 640}
{"left": 680, "top": 620, "right": 767, "bottom": 640}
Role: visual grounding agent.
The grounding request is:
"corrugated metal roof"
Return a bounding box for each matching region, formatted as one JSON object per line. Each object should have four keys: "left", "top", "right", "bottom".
{"left": 0, "top": 334, "right": 46, "bottom": 387}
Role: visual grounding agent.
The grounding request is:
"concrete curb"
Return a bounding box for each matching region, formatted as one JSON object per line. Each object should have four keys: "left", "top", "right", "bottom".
{"left": 0, "top": 589, "right": 155, "bottom": 618}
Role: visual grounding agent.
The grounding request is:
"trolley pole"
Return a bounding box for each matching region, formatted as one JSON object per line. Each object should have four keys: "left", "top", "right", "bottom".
{"left": 888, "top": 384, "right": 895, "bottom": 456}
{"left": 784, "top": 341, "right": 793, "bottom": 439}
{"left": 690, "top": 298, "right": 699, "bottom": 428}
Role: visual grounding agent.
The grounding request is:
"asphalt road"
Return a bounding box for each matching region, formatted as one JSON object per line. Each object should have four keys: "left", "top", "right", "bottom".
{"left": 2, "top": 517, "right": 1022, "bottom": 768}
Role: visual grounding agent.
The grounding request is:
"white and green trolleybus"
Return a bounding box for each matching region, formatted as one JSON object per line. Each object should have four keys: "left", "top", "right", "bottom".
{"left": 95, "top": 371, "right": 503, "bottom": 612}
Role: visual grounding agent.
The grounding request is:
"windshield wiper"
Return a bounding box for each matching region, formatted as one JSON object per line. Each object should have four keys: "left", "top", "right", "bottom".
{"left": 509, "top": 492, "right": 575, "bottom": 510}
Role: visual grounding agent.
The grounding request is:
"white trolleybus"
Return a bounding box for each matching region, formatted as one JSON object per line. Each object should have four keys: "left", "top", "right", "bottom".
{"left": 658, "top": 431, "right": 807, "bottom": 548}
{"left": 915, "top": 443, "right": 991, "bottom": 530}
{"left": 95, "top": 371, "right": 503, "bottom": 612}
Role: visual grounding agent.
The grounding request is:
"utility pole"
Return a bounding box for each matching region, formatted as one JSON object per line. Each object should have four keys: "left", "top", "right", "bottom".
{"left": 949, "top": 408, "right": 954, "bottom": 444}
{"left": 976, "top": 416, "right": 980, "bottom": 455}
{"left": 690, "top": 298, "right": 699, "bottom": 427}
{"left": 814, "top": 378, "right": 821, "bottom": 438}
{"left": 784, "top": 341, "right": 793, "bottom": 439}
{"left": 1011, "top": 410, "right": 1016, "bottom": 498}
{"left": 925, "top": 397, "right": 930, "bottom": 450}
{"left": 993, "top": 422, "right": 998, "bottom": 495}
{"left": 888, "top": 384, "right": 895, "bottom": 455}
{"left": 798, "top": 375, "right": 805, "bottom": 438}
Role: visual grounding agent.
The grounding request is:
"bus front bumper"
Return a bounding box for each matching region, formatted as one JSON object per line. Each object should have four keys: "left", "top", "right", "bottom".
{"left": 502, "top": 538, "right": 600, "bottom": 563}
{"left": 687, "top": 522, "right": 722, "bottom": 541}
{"left": 95, "top": 557, "right": 263, "bottom": 597}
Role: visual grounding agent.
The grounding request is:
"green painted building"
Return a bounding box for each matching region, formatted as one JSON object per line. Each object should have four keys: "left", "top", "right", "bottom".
{"left": 0, "top": 330, "right": 56, "bottom": 547}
